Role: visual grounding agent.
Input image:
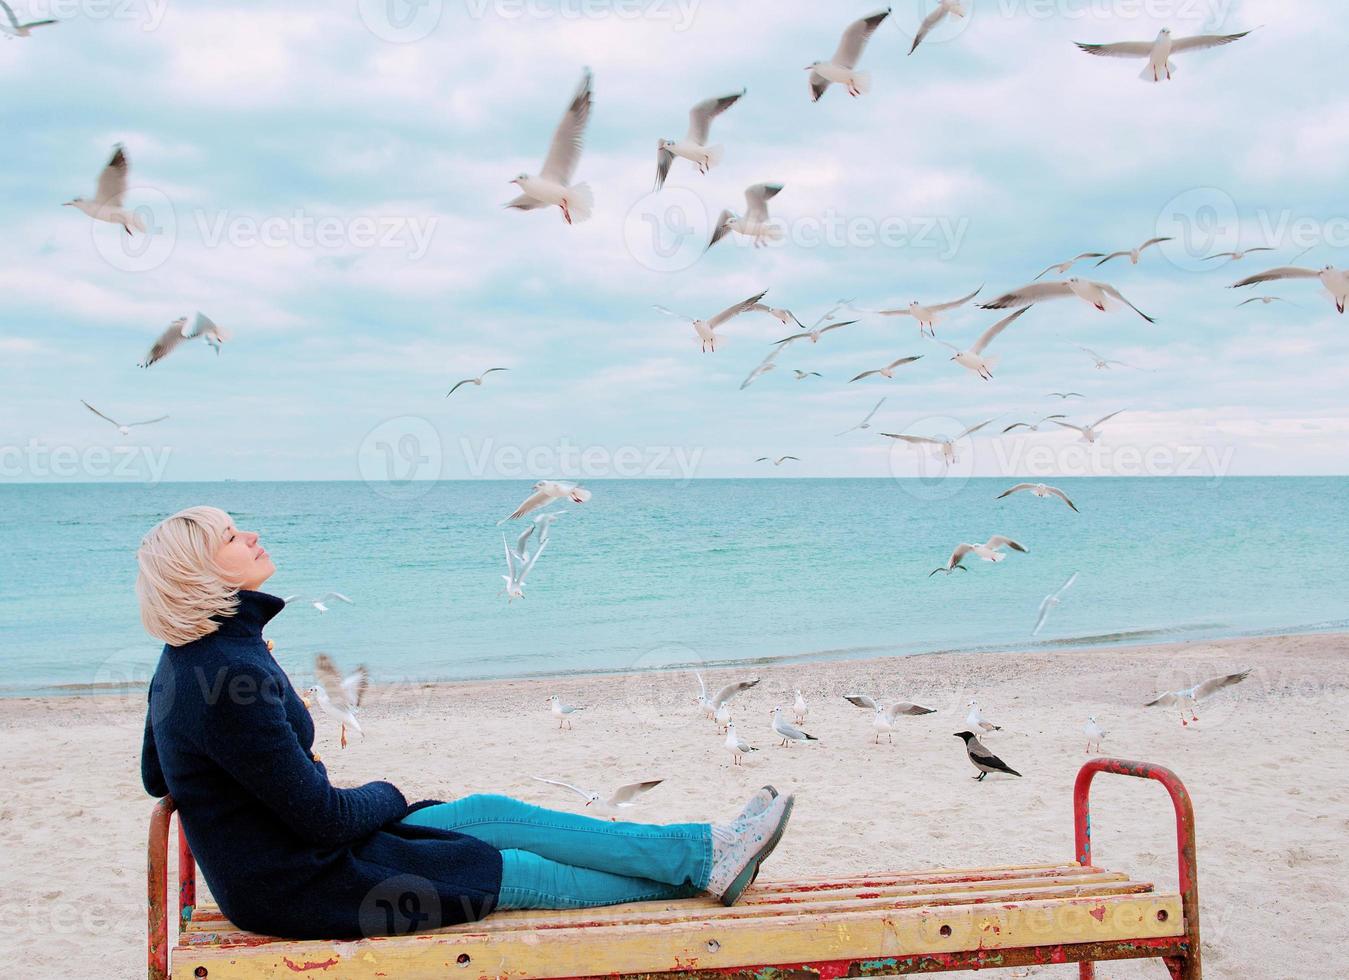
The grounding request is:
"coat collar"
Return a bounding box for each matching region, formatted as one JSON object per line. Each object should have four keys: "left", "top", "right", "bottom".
{"left": 213, "top": 590, "right": 286, "bottom": 638}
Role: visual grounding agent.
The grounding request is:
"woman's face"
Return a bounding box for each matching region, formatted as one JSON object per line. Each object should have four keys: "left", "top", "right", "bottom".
{"left": 214, "top": 522, "right": 276, "bottom": 591}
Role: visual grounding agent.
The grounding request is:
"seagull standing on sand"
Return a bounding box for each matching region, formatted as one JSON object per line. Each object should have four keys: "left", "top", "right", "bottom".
{"left": 937, "top": 307, "right": 1031, "bottom": 380}
{"left": 654, "top": 90, "right": 745, "bottom": 191}
{"left": 306, "top": 654, "right": 367, "bottom": 749}
{"left": 965, "top": 700, "right": 1002, "bottom": 733}
{"left": 1033, "top": 572, "right": 1079, "bottom": 636}
{"left": 982, "top": 279, "right": 1155, "bottom": 322}
{"left": 64, "top": 144, "right": 145, "bottom": 235}
{"left": 1002, "top": 415, "right": 1067, "bottom": 433}
{"left": 0, "top": 1, "right": 56, "bottom": 37}
{"left": 1084, "top": 716, "right": 1107, "bottom": 754}
{"left": 1231, "top": 265, "right": 1349, "bottom": 314}
{"left": 1145, "top": 669, "right": 1252, "bottom": 726}
{"left": 771, "top": 706, "right": 818, "bottom": 747}
{"left": 954, "top": 731, "right": 1021, "bottom": 781}
{"left": 500, "top": 481, "right": 591, "bottom": 523}
{"left": 934, "top": 537, "right": 1027, "bottom": 576}
{"left": 447, "top": 368, "right": 508, "bottom": 396}
{"left": 138, "top": 313, "right": 229, "bottom": 368}
{"left": 546, "top": 695, "right": 585, "bottom": 730}
{"left": 1095, "top": 237, "right": 1173, "bottom": 267}
{"left": 850, "top": 355, "right": 923, "bottom": 382}
{"left": 283, "top": 592, "right": 355, "bottom": 614}
{"left": 836, "top": 397, "right": 886, "bottom": 436}
{"left": 1034, "top": 254, "right": 1106, "bottom": 280}
{"left": 793, "top": 690, "right": 809, "bottom": 724}
{"left": 506, "top": 68, "right": 594, "bottom": 224}
{"left": 1052, "top": 410, "right": 1125, "bottom": 444}
{"left": 80, "top": 400, "right": 167, "bottom": 436}
{"left": 873, "top": 286, "right": 982, "bottom": 336}
{"left": 724, "top": 723, "right": 757, "bottom": 765}
{"left": 908, "top": 0, "right": 966, "bottom": 55}
{"left": 844, "top": 694, "right": 936, "bottom": 744}
{"left": 707, "top": 183, "right": 785, "bottom": 250}
{"left": 807, "top": 8, "right": 891, "bottom": 101}
{"left": 1075, "top": 27, "right": 1252, "bottom": 83}
{"left": 997, "top": 482, "right": 1079, "bottom": 512}
{"left": 884, "top": 418, "right": 997, "bottom": 467}
{"left": 532, "top": 776, "right": 663, "bottom": 819}
{"left": 655, "top": 289, "right": 770, "bottom": 353}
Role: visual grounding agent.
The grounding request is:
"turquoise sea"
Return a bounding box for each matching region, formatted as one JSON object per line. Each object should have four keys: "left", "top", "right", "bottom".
{"left": 2, "top": 478, "right": 1347, "bottom": 696}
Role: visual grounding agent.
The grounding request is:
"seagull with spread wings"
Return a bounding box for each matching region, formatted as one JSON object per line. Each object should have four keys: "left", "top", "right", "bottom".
{"left": 707, "top": 182, "right": 785, "bottom": 250}
{"left": 1078, "top": 345, "right": 1132, "bottom": 370}
{"left": 740, "top": 346, "right": 782, "bottom": 390}
{"left": 1146, "top": 669, "right": 1252, "bottom": 726}
{"left": 807, "top": 8, "right": 891, "bottom": 100}
{"left": 1095, "top": 236, "right": 1173, "bottom": 267}
{"left": 499, "top": 481, "right": 591, "bottom": 524}
{"left": 872, "top": 286, "right": 982, "bottom": 336}
{"left": 306, "top": 654, "right": 368, "bottom": 749}
{"left": 843, "top": 694, "right": 936, "bottom": 744}
{"left": 1052, "top": 410, "right": 1126, "bottom": 444}
{"left": 997, "top": 482, "right": 1079, "bottom": 512}
{"left": 836, "top": 397, "right": 886, "bottom": 436}
{"left": 908, "top": 0, "right": 966, "bottom": 55}
{"left": 774, "top": 318, "right": 857, "bottom": 347}
{"left": 1034, "top": 253, "right": 1106, "bottom": 280}
{"left": 654, "top": 89, "right": 745, "bottom": 190}
{"left": 1033, "top": 572, "right": 1079, "bottom": 636}
{"left": 447, "top": 368, "right": 508, "bottom": 396}
{"left": 0, "top": 0, "right": 56, "bottom": 37}
{"left": 756, "top": 455, "right": 800, "bottom": 466}
{"left": 934, "top": 536, "right": 1028, "bottom": 575}
{"left": 655, "top": 289, "right": 770, "bottom": 353}
{"left": 849, "top": 355, "right": 923, "bottom": 383}
{"left": 1231, "top": 264, "right": 1349, "bottom": 314}
{"left": 1075, "top": 27, "right": 1252, "bottom": 82}
{"left": 883, "top": 418, "right": 996, "bottom": 466}
{"left": 1002, "top": 415, "right": 1067, "bottom": 433}
{"left": 532, "top": 776, "right": 663, "bottom": 819}
{"left": 138, "top": 313, "right": 229, "bottom": 368}
{"left": 982, "top": 278, "right": 1155, "bottom": 321}
{"left": 80, "top": 400, "right": 168, "bottom": 436}
{"left": 506, "top": 68, "right": 594, "bottom": 224}
{"left": 936, "top": 306, "right": 1031, "bottom": 380}
{"left": 283, "top": 592, "right": 355, "bottom": 614}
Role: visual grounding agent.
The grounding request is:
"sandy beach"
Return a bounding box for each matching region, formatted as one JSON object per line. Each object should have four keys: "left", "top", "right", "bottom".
{"left": 2, "top": 631, "right": 1345, "bottom": 978}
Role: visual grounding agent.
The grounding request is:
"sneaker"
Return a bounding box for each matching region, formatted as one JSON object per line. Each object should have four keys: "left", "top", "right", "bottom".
{"left": 706, "top": 793, "right": 794, "bottom": 907}
{"left": 734, "top": 785, "right": 778, "bottom": 823}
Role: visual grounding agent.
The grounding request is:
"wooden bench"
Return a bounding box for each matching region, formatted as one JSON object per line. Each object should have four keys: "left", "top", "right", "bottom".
{"left": 149, "top": 758, "right": 1202, "bottom": 978}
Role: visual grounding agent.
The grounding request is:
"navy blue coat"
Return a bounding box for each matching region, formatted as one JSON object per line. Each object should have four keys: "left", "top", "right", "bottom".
{"left": 140, "top": 590, "right": 502, "bottom": 939}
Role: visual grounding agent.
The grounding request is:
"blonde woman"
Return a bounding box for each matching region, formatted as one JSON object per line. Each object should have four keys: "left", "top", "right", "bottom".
{"left": 138, "top": 506, "right": 793, "bottom": 940}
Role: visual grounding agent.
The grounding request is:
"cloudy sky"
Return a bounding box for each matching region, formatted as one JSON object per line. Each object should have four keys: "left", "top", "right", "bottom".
{"left": 2, "top": 0, "right": 1346, "bottom": 483}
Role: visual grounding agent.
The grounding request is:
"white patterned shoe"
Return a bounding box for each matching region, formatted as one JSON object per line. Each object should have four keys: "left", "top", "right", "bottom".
{"left": 733, "top": 785, "right": 778, "bottom": 823}
{"left": 706, "top": 793, "right": 794, "bottom": 906}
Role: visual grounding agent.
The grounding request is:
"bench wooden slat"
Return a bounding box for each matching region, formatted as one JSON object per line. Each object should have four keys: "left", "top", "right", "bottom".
{"left": 182, "top": 868, "right": 1141, "bottom": 937}
{"left": 171, "top": 892, "right": 1183, "bottom": 979}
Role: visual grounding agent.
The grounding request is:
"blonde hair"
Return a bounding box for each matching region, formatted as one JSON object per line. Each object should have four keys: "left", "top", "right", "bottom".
{"left": 137, "top": 506, "right": 241, "bottom": 646}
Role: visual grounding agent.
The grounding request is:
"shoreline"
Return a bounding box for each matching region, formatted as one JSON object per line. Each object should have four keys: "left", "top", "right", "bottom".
{"left": 8, "top": 619, "right": 1349, "bottom": 700}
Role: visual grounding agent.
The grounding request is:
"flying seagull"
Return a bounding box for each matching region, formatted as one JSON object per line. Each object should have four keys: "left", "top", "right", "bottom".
{"left": 1075, "top": 27, "right": 1253, "bottom": 83}
{"left": 771, "top": 706, "right": 818, "bottom": 746}
{"left": 501, "top": 534, "right": 548, "bottom": 602}
{"left": 1033, "top": 572, "right": 1079, "bottom": 636}
{"left": 1145, "top": 669, "right": 1251, "bottom": 726}
{"left": 844, "top": 694, "right": 936, "bottom": 744}
{"left": 740, "top": 346, "right": 782, "bottom": 390}
{"left": 306, "top": 654, "right": 368, "bottom": 749}
{"left": 836, "top": 397, "right": 887, "bottom": 436}
{"left": 997, "top": 482, "right": 1078, "bottom": 512}
{"left": 850, "top": 355, "right": 923, "bottom": 383}
{"left": 873, "top": 286, "right": 982, "bottom": 336}
{"left": 1096, "top": 236, "right": 1173, "bottom": 267}
{"left": 883, "top": 418, "right": 997, "bottom": 466}
{"left": 1052, "top": 410, "right": 1125, "bottom": 444}
{"left": 749, "top": 301, "right": 805, "bottom": 328}
{"left": 755, "top": 455, "right": 800, "bottom": 466}
{"left": 447, "top": 368, "right": 508, "bottom": 396}
{"left": 654, "top": 90, "right": 745, "bottom": 191}
{"left": 0, "top": 0, "right": 56, "bottom": 37}
{"left": 774, "top": 319, "right": 857, "bottom": 347}
{"left": 1002, "top": 415, "right": 1067, "bottom": 433}
{"left": 138, "top": 313, "right": 229, "bottom": 368}
{"left": 708, "top": 183, "right": 785, "bottom": 250}
{"left": 1079, "top": 345, "right": 1132, "bottom": 370}
{"left": 506, "top": 68, "right": 593, "bottom": 224}
{"left": 936, "top": 306, "right": 1030, "bottom": 380}
{"left": 531, "top": 776, "right": 663, "bottom": 818}
{"left": 954, "top": 731, "right": 1021, "bottom": 781}
{"left": 908, "top": 0, "right": 966, "bottom": 55}
{"left": 655, "top": 289, "right": 770, "bottom": 352}
{"left": 500, "top": 481, "right": 591, "bottom": 523}
{"left": 80, "top": 400, "right": 167, "bottom": 436}
{"left": 1048, "top": 392, "right": 1085, "bottom": 400}
{"left": 1204, "top": 246, "right": 1275, "bottom": 263}
{"left": 792, "top": 370, "right": 822, "bottom": 380}
{"left": 283, "top": 592, "right": 355, "bottom": 614}
{"left": 981, "top": 279, "right": 1154, "bottom": 322}
{"left": 1236, "top": 296, "right": 1296, "bottom": 308}
{"left": 933, "top": 536, "right": 1028, "bottom": 575}
{"left": 546, "top": 695, "right": 585, "bottom": 729}
{"left": 1034, "top": 253, "right": 1105, "bottom": 280}
{"left": 64, "top": 144, "right": 145, "bottom": 235}
{"left": 1231, "top": 264, "right": 1349, "bottom": 314}
{"left": 807, "top": 8, "right": 891, "bottom": 100}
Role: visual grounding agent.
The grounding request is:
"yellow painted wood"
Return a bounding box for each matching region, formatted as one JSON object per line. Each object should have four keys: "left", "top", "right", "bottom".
{"left": 183, "top": 871, "right": 1141, "bottom": 938}
{"left": 171, "top": 892, "right": 1184, "bottom": 980}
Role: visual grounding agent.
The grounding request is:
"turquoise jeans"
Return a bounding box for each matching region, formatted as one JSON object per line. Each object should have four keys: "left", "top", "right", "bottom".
{"left": 401, "top": 794, "right": 713, "bottom": 910}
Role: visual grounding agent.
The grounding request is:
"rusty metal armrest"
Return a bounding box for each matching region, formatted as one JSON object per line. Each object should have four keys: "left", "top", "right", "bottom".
{"left": 148, "top": 796, "right": 196, "bottom": 980}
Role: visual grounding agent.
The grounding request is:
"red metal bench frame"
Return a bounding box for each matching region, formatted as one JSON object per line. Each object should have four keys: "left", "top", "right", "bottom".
{"left": 148, "top": 757, "right": 1202, "bottom": 978}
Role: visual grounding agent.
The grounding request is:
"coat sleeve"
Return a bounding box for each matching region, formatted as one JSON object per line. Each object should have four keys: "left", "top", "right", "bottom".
{"left": 141, "top": 707, "right": 169, "bottom": 798}
{"left": 201, "top": 662, "right": 407, "bottom": 848}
